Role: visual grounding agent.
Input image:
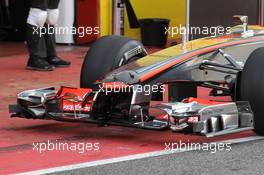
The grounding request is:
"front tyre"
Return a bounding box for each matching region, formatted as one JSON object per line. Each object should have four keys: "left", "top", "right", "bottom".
{"left": 239, "top": 47, "right": 264, "bottom": 135}
{"left": 80, "top": 35, "right": 147, "bottom": 89}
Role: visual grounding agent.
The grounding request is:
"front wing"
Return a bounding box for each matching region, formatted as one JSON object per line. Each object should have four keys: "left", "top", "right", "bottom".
{"left": 9, "top": 86, "right": 254, "bottom": 137}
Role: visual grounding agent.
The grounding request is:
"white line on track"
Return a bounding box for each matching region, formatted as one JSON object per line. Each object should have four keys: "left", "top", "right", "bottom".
{"left": 16, "top": 136, "right": 264, "bottom": 175}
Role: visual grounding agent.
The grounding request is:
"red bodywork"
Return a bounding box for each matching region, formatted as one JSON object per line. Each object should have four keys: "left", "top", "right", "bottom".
{"left": 57, "top": 87, "right": 93, "bottom": 112}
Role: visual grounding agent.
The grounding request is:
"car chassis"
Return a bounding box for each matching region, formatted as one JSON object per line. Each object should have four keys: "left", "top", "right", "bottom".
{"left": 9, "top": 48, "right": 255, "bottom": 137}
{"left": 9, "top": 16, "right": 264, "bottom": 137}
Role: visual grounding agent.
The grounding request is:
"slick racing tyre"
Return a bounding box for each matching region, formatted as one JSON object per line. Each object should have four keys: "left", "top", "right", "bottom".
{"left": 80, "top": 35, "right": 147, "bottom": 89}
{"left": 239, "top": 47, "right": 264, "bottom": 135}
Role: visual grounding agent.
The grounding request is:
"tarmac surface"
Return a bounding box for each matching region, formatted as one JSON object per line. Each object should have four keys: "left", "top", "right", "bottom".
{"left": 48, "top": 139, "right": 264, "bottom": 175}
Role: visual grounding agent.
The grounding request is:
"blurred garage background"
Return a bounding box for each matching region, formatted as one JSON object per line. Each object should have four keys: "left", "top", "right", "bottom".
{"left": 0, "top": 0, "right": 263, "bottom": 45}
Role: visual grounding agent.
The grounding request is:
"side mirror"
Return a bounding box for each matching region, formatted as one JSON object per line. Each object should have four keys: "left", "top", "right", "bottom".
{"left": 233, "top": 15, "right": 248, "bottom": 25}
{"left": 233, "top": 15, "right": 248, "bottom": 33}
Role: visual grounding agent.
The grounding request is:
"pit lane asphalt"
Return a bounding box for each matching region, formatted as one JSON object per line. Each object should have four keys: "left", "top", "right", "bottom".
{"left": 48, "top": 139, "right": 264, "bottom": 175}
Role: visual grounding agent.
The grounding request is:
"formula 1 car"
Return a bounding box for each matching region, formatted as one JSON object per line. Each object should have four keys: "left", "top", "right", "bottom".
{"left": 9, "top": 16, "right": 264, "bottom": 137}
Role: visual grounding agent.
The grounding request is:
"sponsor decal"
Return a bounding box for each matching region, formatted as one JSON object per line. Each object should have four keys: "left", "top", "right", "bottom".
{"left": 63, "top": 104, "right": 91, "bottom": 112}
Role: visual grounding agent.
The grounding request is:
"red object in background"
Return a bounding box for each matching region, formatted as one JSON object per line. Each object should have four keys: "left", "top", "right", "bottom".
{"left": 75, "top": 0, "right": 100, "bottom": 44}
